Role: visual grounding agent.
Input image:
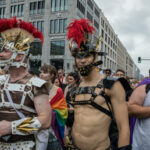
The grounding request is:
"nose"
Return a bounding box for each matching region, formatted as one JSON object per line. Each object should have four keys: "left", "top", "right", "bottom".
{"left": 80, "top": 57, "right": 87, "bottom": 65}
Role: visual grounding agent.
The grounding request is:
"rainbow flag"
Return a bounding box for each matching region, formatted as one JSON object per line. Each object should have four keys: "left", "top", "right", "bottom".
{"left": 50, "top": 87, "right": 68, "bottom": 147}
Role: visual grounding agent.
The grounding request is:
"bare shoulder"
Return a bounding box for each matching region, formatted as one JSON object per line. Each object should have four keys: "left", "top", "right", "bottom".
{"left": 129, "top": 85, "right": 146, "bottom": 105}
{"left": 109, "top": 80, "right": 126, "bottom": 104}
{"left": 51, "top": 85, "right": 59, "bottom": 92}
{"left": 105, "top": 80, "right": 124, "bottom": 97}
{"left": 49, "top": 85, "right": 59, "bottom": 101}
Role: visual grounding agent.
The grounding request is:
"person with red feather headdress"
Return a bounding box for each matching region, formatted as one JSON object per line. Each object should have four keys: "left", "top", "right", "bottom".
{"left": 65, "top": 19, "right": 131, "bottom": 150}
{"left": 0, "top": 17, "right": 51, "bottom": 150}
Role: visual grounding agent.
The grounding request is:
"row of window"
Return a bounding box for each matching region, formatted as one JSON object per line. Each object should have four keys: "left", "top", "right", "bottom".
{"left": 103, "top": 57, "right": 116, "bottom": 70}
{"left": 0, "top": 0, "right": 6, "bottom": 5}
{"left": 51, "top": 40, "right": 65, "bottom": 55}
{"left": 30, "top": 1, "right": 45, "bottom": 14}
{"left": 30, "top": 19, "right": 67, "bottom": 34}
{"left": 101, "top": 29, "right": 117, "bottom": 50}
{"left": 0, "top": 7, "right": 6, "bottom": 18}
{"left": 50, "top": 18, "right": 67, "bottom": 34}
{"left": 11, "top": 4, "right": 24, "bottom": 17}
{"left": 77, "top": 0, "right": 100, "bottom": 19}
{"left": 11, "top": 0, "right": 24, "bottom": 3}
{"left": 77, "top": 0, "right": 85, "bottom": 15}
{"left": 31, "top": 21, "right": 44, "bottom": 33}
{"left": 87, "top": 0, "right": 93, "bottom": 10}
{"left": 94, "top": 8, "right": 99, "bottom": 18}
{"left": 101, "top": 18, "right": 117, "bottom": 44}
{"left": 51, "top": 0, "right": 68, "bottom": 12}
{"left": 101, "top": 43, "right": 116, "bottom": 60}
{"left": 94, "top": 19, "right": 99, "bottom": 29}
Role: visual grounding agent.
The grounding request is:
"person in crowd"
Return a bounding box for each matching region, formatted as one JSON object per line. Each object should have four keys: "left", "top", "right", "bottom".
{"left": 58, "top": 69, "right": 66, "bottom": 84}
{"left": 40, "top": 64, "right": 68, "bottom": 150}
{"left": 65, "top": 18, "right": 131, "bottom": 150}
{"left": 128, "top": 77, "right": 150, "bottom": 150}
{"left": 64, "top": 72, "right": 80, "bottom": 102}
{"left": 115, "top": 69, "right": 125, "bottom": 78}
{"left": 54, "top": 77, "right": 61, "bottom": 87}
{"left": 104, "top": 69, "right": 112, "bottom": 77}
{"left": 58, "top": 69, "right": 67, "bottom": 92}
{"left": 115, "top": 69, "right": 133, "bottom": 101}
{"left": 0, "top": 17, "right": 51, "bottom": 150}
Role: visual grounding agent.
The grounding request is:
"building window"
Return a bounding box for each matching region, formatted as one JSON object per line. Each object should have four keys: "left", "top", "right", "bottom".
{"left": 54, "top": 19, "right": 58, "bottom": 33}
{"left": 64, "top": 0, "right": 68, "bottom": 10}
{"left": 105, "top": 44, "right": 107, "bottom": 53}
{"left": 51, "top": 0, "right": 68, "bottom": 12}
{"left": 101, "top": 29, "right": 104, "bottom": 38}
{"left": 0, "top": 0, "right": 6, "bottom": 5}
{"left": 37, "top": 1, "right": 45, "bottom": 13}
{"left": 0, "top": 7, "right": 6, "bottom": 18}
{"left": 101, "top": 41, "right": 103, "bottom": 51}
{"left": 87, "top": 0, "right": 93, "bottom": 10}
{"left": 30, "top": 42, "right": 42, "bottom": 56}
{"left": 50, "top": 40, "right": 65, "bottom": 55}
{"left": 56, "top": 0, "right": 59, "bottom": 11}
{"left": 11, "top": 4, "right": 24, "bottom": 17}
{"left": 50, "top": 18, "right": 67, "bottom": 34}
{"left": 105, "top": 33, "right": 107, "bottom": 42}
{"left": 29, "top": 1, "right": 45, "bottom": 14}
{"left": 31, "top": 21, "right": 44, "bottom": 33}
{"left": 59, "top": 19, "right": 63, "bottom": 33}
{"left": 60, "top": 0, "right": 64, "bottom": 11}
{"left": 105, "top": 23, "right": 108, "bottom": 32}
{"left": 77, "top": 0, "right": 85, "bottom": 15}
{"left": 95, "top": 8, "right": 99, "bottom": 18}
{"left": 94, "top": 20, "right": 99, "bottom": 29}
{"left": 101, "top": 18, "right": 104, "bottom": 27}
{"left": 50, "top": 20, "right": 54, "bottom": 34}
{"left": 87, "top": 11, "right": 93, "bottom": 22}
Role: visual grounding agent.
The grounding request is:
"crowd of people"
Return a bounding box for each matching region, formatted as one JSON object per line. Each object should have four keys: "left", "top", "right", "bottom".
{"left": 0, "top": 17, "right": 150, "bottom": 150}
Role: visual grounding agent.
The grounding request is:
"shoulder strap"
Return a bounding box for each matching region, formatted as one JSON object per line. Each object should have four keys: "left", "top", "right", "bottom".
{"left": 90, "top": 79, "right": 113, "bottom": 118}
{"left": 29, "top": 76, "right": 46, "bottom": 88}
{"left": 90, "top": 100, "right": 112, "bottom": 118}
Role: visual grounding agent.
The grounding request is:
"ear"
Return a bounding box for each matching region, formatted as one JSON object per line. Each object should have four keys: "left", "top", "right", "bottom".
{"left": 50, "top": 73, "right": 54, "bottom": 79}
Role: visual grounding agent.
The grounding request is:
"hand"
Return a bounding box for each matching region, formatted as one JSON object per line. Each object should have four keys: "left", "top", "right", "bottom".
{"left": 0, "top": 120, "right": 12, "bottom": 136}
{"left": 68, "top": 106, "right": 74, "bottom": 112}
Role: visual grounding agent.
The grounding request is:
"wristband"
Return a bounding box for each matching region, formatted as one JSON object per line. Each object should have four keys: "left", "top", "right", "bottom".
{"left": 118, "top": 145, "right": 132, "bottom": 150}
{"left": 12, "top": 117, "right": 41, "bottom": 135}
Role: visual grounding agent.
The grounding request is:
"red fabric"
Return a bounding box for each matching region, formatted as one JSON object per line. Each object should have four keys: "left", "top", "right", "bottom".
{"left": 0, "top": 17, "right": 43, "bottom": 44}
{"left": 50, "top": 87, "right": 64, "bottom": 106}
{"left": 67, "top": 18, "right": 95, "bottom": 49}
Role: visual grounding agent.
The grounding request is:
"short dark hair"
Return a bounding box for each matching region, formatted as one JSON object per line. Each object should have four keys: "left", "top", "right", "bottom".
{"left": 116, "top": 69, "right": 125, "bottom": 75}
{"left": 105, "top": 69, "right": 111, "bottom": 74}
{"left": 68, "top": 72, "right": 80, "bottom": 85}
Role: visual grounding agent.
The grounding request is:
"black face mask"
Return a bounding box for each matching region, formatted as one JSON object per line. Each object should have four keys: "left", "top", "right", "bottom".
{"left": 75, "top": 59, "right": 103, "bottom": 76}
{"left": 77, "top": 63, "right": 93, "bottom": 76}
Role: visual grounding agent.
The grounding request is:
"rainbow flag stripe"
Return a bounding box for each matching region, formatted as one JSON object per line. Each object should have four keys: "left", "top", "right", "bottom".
{"left": 50, "top": 87, "right": 68, "bottom": 147}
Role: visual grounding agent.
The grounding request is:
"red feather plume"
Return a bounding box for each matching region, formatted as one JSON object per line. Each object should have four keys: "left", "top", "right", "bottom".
{"left": 67, "top": 19, "right": 95, "bottom": 49}
{"left": 0, "top": 17, "right": 43, "bottom": 44}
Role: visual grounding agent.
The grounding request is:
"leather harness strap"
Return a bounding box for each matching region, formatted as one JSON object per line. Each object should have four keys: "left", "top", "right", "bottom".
{"left": 71, "top": 79, "right": 113, "bottom": 118}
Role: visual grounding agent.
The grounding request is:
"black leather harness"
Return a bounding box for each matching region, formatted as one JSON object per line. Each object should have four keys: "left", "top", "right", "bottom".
{"left": 70, "top": 79, "right": 113, "bottom": 118}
